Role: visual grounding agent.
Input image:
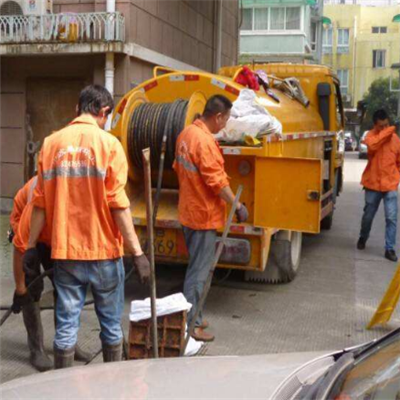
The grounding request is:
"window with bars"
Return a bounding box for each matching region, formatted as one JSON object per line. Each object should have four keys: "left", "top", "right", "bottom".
{"left": 337, "top": 28, "right": 349, "bottom": 54}
{"left": 323, "top": 28, "right": 333, "bottom": 54}
{"left": 337, "top": 69, "right": 349, "bottom": 95}
{"left": 240, "top": 6, "right": 301, "bottom": 32}
{"left": 0, "top": 1, "right": 23, "bottom": 16}
{"left": 373, "top": 50, "right": 386, "bottom": 68}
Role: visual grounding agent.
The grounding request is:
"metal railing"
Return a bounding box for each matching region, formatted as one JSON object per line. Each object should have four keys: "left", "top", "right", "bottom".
{"left": 0, "top": 12, "right": 125, "bottom": 44}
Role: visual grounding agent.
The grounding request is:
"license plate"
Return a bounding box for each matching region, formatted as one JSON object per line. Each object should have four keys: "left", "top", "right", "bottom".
{"left": 138, "top": 228, "right": 177, "bottom": 258}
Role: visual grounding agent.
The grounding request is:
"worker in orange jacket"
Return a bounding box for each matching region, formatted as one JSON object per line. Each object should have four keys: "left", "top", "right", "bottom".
{"left": 10, "top": 177, "right": 91, "bottom": 371}
{"left": 174, "top": 95, "right": 248, "bottom": 342}
{"left": 357, "top": 109, "right": 400, "bottom": 261}
{"left": 24, "top": 85, "right": 150, "bottom": 369}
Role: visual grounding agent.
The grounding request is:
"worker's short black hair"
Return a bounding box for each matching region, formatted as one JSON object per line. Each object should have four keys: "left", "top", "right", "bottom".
{"left": 202, "top": 95, "right": 233, "bottom": 118}
{"left": 373, "top": 109, "right": 389, "bottom": 124}
{"left": 77, "top": 85, "right": 114, "bottom": 117}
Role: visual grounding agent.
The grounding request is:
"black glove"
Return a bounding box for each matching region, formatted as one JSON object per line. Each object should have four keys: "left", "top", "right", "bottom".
{"left": 133, "top": 254, "right": 151, "bottom": 285}
{"left": 23, "top": 247, "right": 40, "bottom": 279}
{"left": 11, "top": 291, "right": 33, "bottom": 314}
{"left": 7, "top": 226, "right": 15, "bottom": 244}
{"left": 235, "top": 204, "right": 249, "bottom": 223}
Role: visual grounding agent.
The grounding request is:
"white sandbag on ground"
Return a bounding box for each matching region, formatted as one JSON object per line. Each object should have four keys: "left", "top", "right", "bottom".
{"left": 129, "top": 292, "right": 192, "bottom": 322}
{"left": 216, "top": 89, "right": 282, "bottom": 144}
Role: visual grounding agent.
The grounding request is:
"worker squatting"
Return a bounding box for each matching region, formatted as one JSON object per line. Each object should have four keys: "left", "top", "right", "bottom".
{"left": 9, "top": 85, "right": 248, "bottom": 371}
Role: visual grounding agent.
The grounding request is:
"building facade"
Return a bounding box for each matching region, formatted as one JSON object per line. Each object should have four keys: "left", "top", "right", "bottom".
{"left": 239, "top": 0, "right": 324, "bottom": 64}
{"left": 0, "top": 0, "right": 239, "bottom": 211}
{"left": 322, "top": 1, "right": 400, "bottom": 108}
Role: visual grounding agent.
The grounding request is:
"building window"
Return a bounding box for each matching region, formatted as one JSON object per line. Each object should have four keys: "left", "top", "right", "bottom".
{"left": 337, "top": 28, "right": 349, "bottom": 54}
{"left": 270, "top": 7, "right": 285, "bottom": 30}
{"left": 323, "top": 28, "right": 333, "bottom": 54}
{"left": 373, "top": 50, "right": 386, "bottom": 68}
{"left": 254, "top": 8, "right": 269, "bottom": 30}
{"left": 241, "top": 8, "right": 253, "bottom": 31}
{"left": 311, "top": 22, "right": 317, "bottom": 51}
{"left": 372, "top": 26, "right": 387, "bottom": 33}
{"left": 285, "top": 7, "right": 301, "bottom": 30}
{"left": 337, "top": 69, "right": 349, "bottom": 95}
{"left": 240, "top": 6, "right": 301, "bottom": 32}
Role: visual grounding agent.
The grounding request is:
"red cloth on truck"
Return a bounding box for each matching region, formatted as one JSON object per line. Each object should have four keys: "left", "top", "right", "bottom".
{"left": 234, "top": 66, "right": 260, "bottom": 91}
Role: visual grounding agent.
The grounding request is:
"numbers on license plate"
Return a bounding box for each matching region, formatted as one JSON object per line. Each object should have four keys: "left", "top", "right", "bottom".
{"left": 140, "top": 238, "right": 175, "bottom": 256}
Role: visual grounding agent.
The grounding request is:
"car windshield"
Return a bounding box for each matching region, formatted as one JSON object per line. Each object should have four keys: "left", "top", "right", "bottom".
{"left": 334, "top": 335, "right": 400, "bottom": 400}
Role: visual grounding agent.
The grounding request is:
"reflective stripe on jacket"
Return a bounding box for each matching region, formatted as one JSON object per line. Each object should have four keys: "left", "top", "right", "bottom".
{"left": 32, "top": 114, "right": 130, "bottom": 260}
{"left": 361, "top": 126, "right": 400, "bottom": 192}
{"left": 173, "top": 119, "right": 229, "bottom": 230}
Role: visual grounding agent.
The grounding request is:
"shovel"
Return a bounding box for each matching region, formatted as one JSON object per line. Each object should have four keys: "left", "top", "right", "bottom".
{"left": 142, "top": 148, "right": 159, "bottom": 357}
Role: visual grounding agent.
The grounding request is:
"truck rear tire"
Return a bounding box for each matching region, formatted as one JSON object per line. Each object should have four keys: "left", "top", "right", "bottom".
{"left": 245, "top": 231, "right": 302, "bottom": 284}
{"left": 321, "top": 170, "right": 338, "bottom": 231}
{"left": 320, "top": 212, "right": 333, "bottom": 230}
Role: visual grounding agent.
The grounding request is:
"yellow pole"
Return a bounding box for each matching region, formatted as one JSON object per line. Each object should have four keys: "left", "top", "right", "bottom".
{"left": 367, "top": 262, "right": 400, "bottom": 329}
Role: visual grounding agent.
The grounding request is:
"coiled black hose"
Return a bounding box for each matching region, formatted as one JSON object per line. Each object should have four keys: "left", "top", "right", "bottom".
{"left": 128, "top": 99, "right": 189, "bottom": 171}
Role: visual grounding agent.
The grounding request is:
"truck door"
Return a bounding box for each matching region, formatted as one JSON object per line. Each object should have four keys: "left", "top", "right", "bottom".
{"left": 253, "top": 157, "right": 322, "bottom": 234}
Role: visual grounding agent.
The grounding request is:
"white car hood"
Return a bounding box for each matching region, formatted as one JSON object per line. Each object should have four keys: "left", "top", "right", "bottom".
{"left": 0, "top": 352, "right": 328, "bottom": 400}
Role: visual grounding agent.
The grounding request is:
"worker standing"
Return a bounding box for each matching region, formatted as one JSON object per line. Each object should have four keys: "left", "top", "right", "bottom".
{"left": 24, "top": 85, "right": 150, "bottom": 369}
{"left": 173, "top": 95, "right": 248, "bottom": 342}
{"left": 9, "top": 176, "right": 91, "bottom": 371}
{"left": 357, "top": 109, "right": 400, "bottom": 262}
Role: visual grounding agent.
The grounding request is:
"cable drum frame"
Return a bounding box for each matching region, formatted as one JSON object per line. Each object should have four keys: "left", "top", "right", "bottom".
{"left": 128, "top": 99, "right": 189, "bottom": 171}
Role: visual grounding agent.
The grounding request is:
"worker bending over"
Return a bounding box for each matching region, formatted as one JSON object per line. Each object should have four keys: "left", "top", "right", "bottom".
{"left": 174, "top": 95, "right": 248, "bottom": 342}
{"left": 10, "top": 177, "right": 91, "bottom": 371}
{"left": 25, "top": 85, "right": 150, "bottom": 369}
{"left": 357, "top": 109, "right": 400, "bottom": 261}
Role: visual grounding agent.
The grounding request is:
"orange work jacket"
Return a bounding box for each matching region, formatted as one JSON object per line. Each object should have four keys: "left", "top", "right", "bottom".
{"left": 361, "top": 126, "right": 400, "bottom": 192}
{"left": 32, "top": 114, "right": 130, "bottom": 260}
{"left": 10, "top": 177, "right": 51, "bottom": 254}
{"left": 173, "top": 119, "right": 229, "bottom": 230}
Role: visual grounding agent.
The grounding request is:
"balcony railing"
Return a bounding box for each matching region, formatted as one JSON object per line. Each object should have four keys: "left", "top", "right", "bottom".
{"left": 0, "top": 12, "right": 125, "bottom": 44}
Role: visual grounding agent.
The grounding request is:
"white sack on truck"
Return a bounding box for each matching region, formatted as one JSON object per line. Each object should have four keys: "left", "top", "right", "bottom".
{"left": 216, "top": 89, "right": 282, "bottom": 144}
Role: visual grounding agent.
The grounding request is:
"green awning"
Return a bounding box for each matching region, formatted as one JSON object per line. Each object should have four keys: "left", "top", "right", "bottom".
{"left": 322, "top": 16, "right": 332, "bottom": 25}
{"left": 306, "top": 0, "right": 317, "bottom": 5}
{"left": 393, "top": 14, "right": 400, "bottom": 23}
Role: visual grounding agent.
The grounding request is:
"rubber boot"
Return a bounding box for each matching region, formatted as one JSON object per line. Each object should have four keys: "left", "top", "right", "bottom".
{"left": 54, "top": 346, "right": 75, "bottom": 369}
{"left": 22, "top": 301, "right": 53, "bottom": 372}
{"left": 102, "top": 341, "right": 122, "bottom": 363}
{"left": 53, "top": 308, "right": 91, "bottom": 363}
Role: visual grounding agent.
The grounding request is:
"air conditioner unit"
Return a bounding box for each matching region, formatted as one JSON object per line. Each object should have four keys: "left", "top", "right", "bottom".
{"left": 0, "top": 0, "right": 53, "bottom": 16}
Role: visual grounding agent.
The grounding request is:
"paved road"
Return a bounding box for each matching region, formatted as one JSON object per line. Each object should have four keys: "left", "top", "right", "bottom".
{"left": 1, "top": 152, "right": 399, "bottom": 383}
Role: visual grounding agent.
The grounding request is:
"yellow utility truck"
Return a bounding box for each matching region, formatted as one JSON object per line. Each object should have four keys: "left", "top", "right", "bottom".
{"left": 111, "top": 63, "right": 345, "bottom": 283}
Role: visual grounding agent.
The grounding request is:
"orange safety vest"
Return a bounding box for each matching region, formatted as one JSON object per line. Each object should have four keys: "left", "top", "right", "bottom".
{"left": 173, "top": 119, "right": 229, "bottom": 230}
{"left": 361, "top": 126, "right": 400, "bottom": 192}
{"left": 32, "top": 114, "right": 130, "bottom": 260}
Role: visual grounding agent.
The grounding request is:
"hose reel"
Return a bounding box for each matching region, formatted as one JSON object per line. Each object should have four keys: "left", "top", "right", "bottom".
{"left": 128, "top": 99, "right": 189, "bottom": 171}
